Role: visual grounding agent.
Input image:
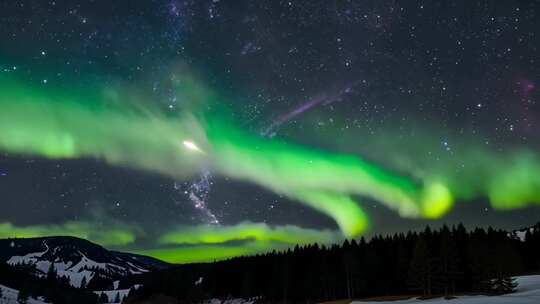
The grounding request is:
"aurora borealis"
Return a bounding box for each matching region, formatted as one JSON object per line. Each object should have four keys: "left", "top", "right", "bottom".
{"left": 1, "top": 1, "right": 539, "bottom": 263}
{"left": 0, "top": 74, "right": 451, "bottom": 241}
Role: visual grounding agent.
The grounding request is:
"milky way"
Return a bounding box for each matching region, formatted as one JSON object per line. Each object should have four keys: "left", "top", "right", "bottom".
{"left": 0, "top": 72, "right": 539, "bottom": 262}
{"left": 0, "top": 0, "right": 539, "bottom": 263}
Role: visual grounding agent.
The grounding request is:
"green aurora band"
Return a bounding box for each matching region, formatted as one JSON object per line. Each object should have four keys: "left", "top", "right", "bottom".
{"left": 138, "top": 242, "right": 287, "bottom": 264}
{"left": 0, "top": 74, "right": 539, "bottom": 263}
{"left": 0, "top": 222, "right": 136, "bottom": 246}
{"left": 142, "top": 222, "right": 342, "bottom": 263}
{"left": 0, "top": 221, "right": 340, "bottom": 263}
{"left": 158, "top": 222, "right": 341, "bottom": 246}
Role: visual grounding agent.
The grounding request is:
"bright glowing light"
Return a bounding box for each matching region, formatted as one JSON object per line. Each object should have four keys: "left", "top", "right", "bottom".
{"left": 183, "top": 140, "right": 202, "bottom": 152}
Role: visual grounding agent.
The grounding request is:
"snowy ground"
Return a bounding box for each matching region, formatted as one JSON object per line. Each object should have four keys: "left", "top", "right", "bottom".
{"left": 2, "top": 275, "right": 539, "bottom": 304}
{"left": 353, "top": 275, "right": 540, "bottom": 304}
{"left": 94, "top": 284, "right": 141, "bottom": 304}
{"left": 0, "top": 284, "right": 46, "bottom": 304}
{"left": 204, "top": 299, "right": 256, "bottom": 304}
{"left": 0, "top": 284, "right": 135, "bottom": 304}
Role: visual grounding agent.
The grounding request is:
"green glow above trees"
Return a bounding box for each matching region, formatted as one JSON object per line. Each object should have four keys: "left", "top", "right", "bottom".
{"left": 0, "top": 74, "right": 538, "bottom": 263}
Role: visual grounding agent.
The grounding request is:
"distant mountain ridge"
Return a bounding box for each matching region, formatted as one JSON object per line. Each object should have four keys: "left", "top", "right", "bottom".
{"left": 0, "top": 236, "right": 170, "bottom": 288}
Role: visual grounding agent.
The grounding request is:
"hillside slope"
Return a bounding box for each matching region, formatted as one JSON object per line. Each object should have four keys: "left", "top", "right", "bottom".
{"left": 0, "top": 236, "right": 169, "bottom": 288}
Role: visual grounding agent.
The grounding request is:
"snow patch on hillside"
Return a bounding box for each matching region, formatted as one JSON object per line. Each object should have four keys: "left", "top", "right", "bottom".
{"left": 6, "top": 244, "right": 147, "bottom": 288}
{"left": 0, "top": 284, "right": 47, "bottom": 304}
{"left": 94, "top": 285, "right": 141, "bottom": 304}
{"left": 125, "top": 261, "right": 147, "bottom": 274}
{"left": 60, "top": 270, "right": 94, "bottom": 288}
{"left": 7, "top": 243, "right": 49, "bottom": 266}
{"left": 508, "top": 227, "right": 535, "bottom": 242}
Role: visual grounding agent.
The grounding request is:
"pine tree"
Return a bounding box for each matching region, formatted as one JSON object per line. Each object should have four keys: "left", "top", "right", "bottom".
{"left": 489, "top": 275, "right": 517, "bottom": 294}
{"left": 17, "top": 286, "right": 29, "bottom": 304}
{"left": 437, "top": 225, "right": 460, "bottom": 297}
{"left": 114, "top": 292, "right": 121, "bottom": 303}
{"left": 484, "top": 239, "right": 521, "bottom": 294}
{"left": 408, "top": 235, "right": 432, "bottom": 297}
{"left": 46, "top": 262, "right": 57, "bottom": 282}
{"left": 342, "top": 240, "right": 357, "bottom": 299}
{"left": 98, "top": 293, "right": 109, "bottom": 304}
{"left": 80, "top": 275, "right": 87, "bottom": 290}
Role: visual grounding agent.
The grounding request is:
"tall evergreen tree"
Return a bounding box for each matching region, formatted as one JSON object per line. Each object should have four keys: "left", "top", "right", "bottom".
{"left": 80, "top": 275, "right": 87, "bottom": 290}
{"left": 436, "top": 225, "right": 460, "bottom": 297}
{"left": 114, "top": 291, "right": 121, "bottom": 303}
{"left": 17, "top": 286, "right": 30, "bottom": 304}
{"left": 46, "top": 262, "right": 57, "bottom": 282}
{"left": 408, "top": 235, "right": 432, "bottom": 296}
{"left": 342, "top": 240, "right": 357, "bottom": 299}
{"left": 98, "top": 292, "right": 109, "bottom": 304}
{"left": 485, "top": 239, "right": 521, "bottom": 294}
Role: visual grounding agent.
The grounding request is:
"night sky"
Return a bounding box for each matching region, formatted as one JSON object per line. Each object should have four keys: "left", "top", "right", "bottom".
{"left": 0, "top": 0, "right": 539, "bottom": 263}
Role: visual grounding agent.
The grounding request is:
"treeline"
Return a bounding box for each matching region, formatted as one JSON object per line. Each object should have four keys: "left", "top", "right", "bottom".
{"left": 0, "top": 261, "right": 98, "bottom": 304}
{"left": 127, "top": 223, "right": 540, "bottom": 303}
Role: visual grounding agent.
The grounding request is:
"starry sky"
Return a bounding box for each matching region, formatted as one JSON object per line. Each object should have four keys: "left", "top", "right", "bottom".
{"left": 0, "top": 0, "right": 539, "bottom": 263}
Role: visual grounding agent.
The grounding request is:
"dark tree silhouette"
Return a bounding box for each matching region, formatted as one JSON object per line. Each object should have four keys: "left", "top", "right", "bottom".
{"left": 408, "top": 234, "right": 432, "bottom": 297}
{"left": 80, "top": 276, "right": 88, "bottom": 290}
{"left": 114, "top": 291, "right": 121, "bottom": 303}
{"left": 17, "top": 285, "right": 30, "bottom": 304}
{"left": 123, "top": 222, "right": 538, "bottom": 303}
{"left": 2, "top": 222, "right": 537, "bottom": 304}
{"left": 98, "top": 292, "right": 109, "bottom": 303}
{"left": 435, "top": 225, "right": 460, "bottom": 297}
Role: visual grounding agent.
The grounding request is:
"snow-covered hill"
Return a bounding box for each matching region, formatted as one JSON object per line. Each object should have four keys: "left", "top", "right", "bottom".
{"left": 0, "top": 236, "right": 169, "bottom": 288}
{"left": 0, "top": 284, "right": 47, "bottom": 304}
{"left": 0, "top": 283, "right": 140, "bottom": 304}
{"left": 353, "top": 275, "right": 540, "bottom": 304}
